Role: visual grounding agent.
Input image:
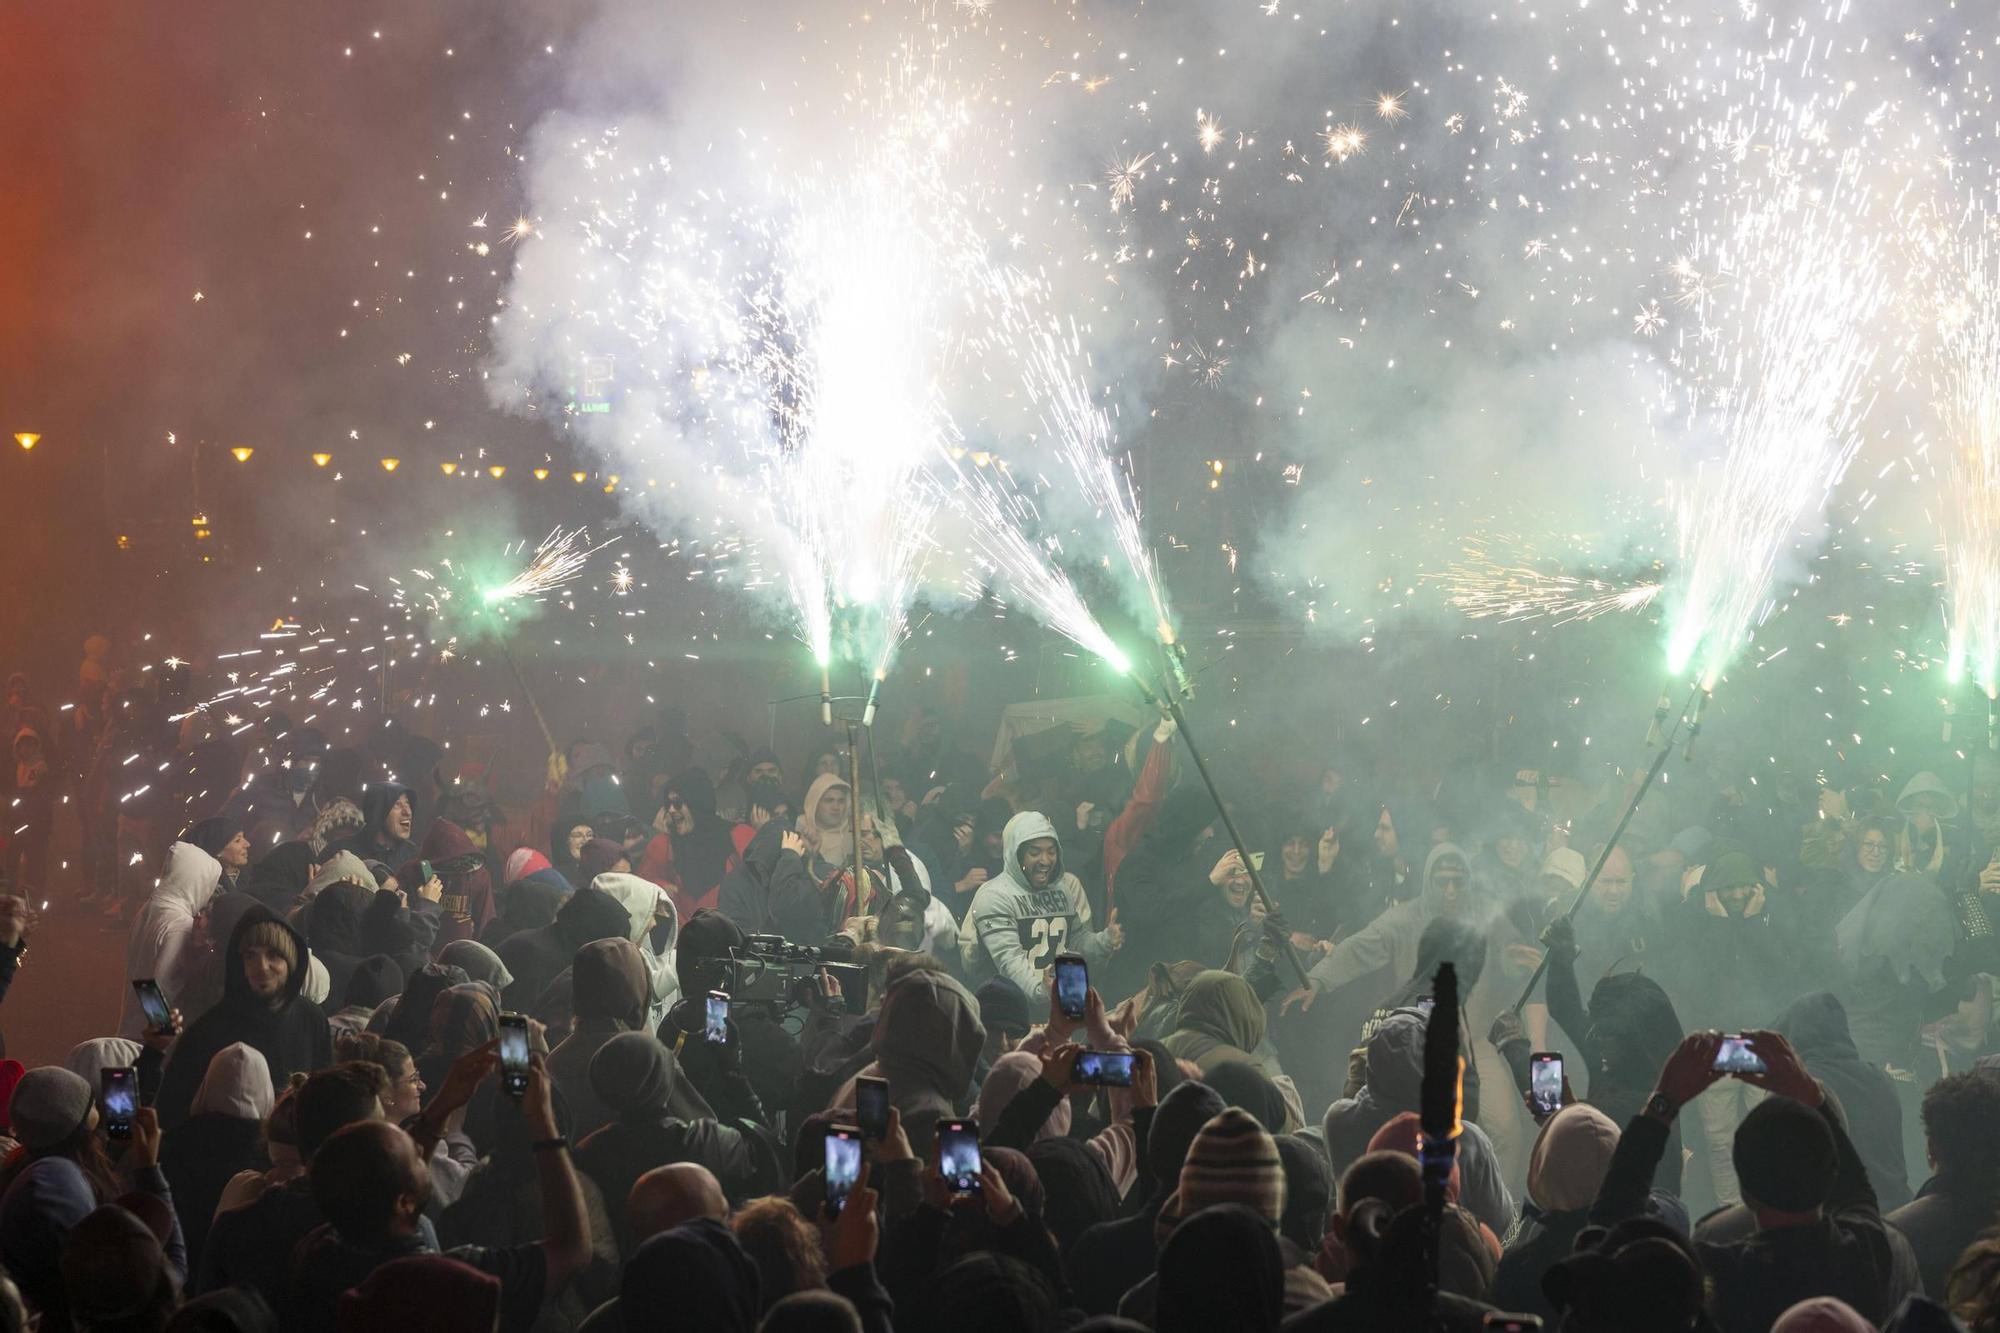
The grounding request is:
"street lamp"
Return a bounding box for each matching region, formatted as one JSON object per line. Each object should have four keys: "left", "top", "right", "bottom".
{"left": 14, "top": 433, "right": 38, "bottom": 451}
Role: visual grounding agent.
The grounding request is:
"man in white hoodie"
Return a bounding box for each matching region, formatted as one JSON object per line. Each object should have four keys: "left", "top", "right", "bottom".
{"left": 959, "top": 810, "right": 1123, "bottom": 1001}
{"left": 121, "top": 840, "right": 222, "bottom": 1037}
{"left": 589, "top": 871, "right": 682, "bottom": 1031}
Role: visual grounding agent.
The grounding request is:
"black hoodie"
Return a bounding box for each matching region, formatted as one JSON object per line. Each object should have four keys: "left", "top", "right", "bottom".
{"left": 326, "top": 781, "right": 420, "bottom": 869}
{"left": 1774, "top": 991, "right": 1910, "bottom": 1210}
{"left": 495, "top": 885, "right": 635, "bottom": 1011}
{"left": 154, "top": 905, "right": 332, "bottom": 1129}
{"left": 716, "top": 819, "right": 818, "bottom": 940}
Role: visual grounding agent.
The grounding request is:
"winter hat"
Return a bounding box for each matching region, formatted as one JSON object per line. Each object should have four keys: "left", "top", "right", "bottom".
{"left": 12, "top": 1066, "right": 95, "bottom": 1150}
{"left": 1541, "top": 847, "right": 1587, "bottom": 891}
{"left": 1147, "top": 1080, "right": 1228, "bottom": 1190}
{"left": 184, "top": 815, "right": 243, "bottom": 858}
{"left": 504, "top": 847, "right": 553, "bottom": 884}
{"left": 579, "top": 837, "right": 629, "bottom": 882}
{"left": 1527, "top": 1103, "right": 1621, "bottom": 1212}
{"left": 972, "top": 977, "right": 1031, "bottom": 1039}
{"left": 1155, "top": 1107, "right": 1286, "bottom": 1243}
{"left": 1697, "top": 848, "right": 1762, "bottom": 895}
{"left": 1897, "top": 772, "right": 1961, "bottom": 823}
{"left": 62, "top": 1040, "right": 138, "bottom": 1092}
{"left": 1203, "top": 1061, "right": 1289, "bottom": 1135}
{"left": 1734, "top": 1095, "right": 1835, "bottom": 1211}
{"left": 337, "top": 1254, "right": 500, "bottom": 1333}
{"left": 342, "top": 955, "right": 405, "bottom": 1011}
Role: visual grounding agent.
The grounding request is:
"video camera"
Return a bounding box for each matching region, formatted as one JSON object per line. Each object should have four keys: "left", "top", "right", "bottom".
{"left": 685, "top": 934, "right": 863, "bottom": 1011}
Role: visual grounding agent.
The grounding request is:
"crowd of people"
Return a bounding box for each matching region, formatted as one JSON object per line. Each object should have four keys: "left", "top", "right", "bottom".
{"left": 5, "top": 640, "right": 2000, "bottom": 1330}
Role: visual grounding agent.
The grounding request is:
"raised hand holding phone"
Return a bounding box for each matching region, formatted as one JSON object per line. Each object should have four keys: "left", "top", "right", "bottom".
{"left": 1727, "top": 1030, "right": 1822, "bottom": 1107}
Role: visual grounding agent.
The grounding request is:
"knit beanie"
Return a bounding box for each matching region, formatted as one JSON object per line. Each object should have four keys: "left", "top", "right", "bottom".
{"left": 972, "top": 977, "right": 1031, "bottom": 1038}
{"left": 1147, "top": 1080, "right": 1227, "bottom": 1190}
{"left": 12, "top": 1067, "right": 94, "bottom": 1150}
{"left": 1155, "top": 1106, "right": 1286, "bottom": 1243}
{"left": 1734, "top": 1095, "right": 1836, "bottom": 1211}
{"left": 183, "top": 815, "right": 243, "bottom": 859}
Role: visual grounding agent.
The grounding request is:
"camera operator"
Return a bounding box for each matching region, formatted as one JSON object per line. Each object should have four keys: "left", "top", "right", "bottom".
{"left": 659, "top": 910, "right": 805, "bottom": 1126}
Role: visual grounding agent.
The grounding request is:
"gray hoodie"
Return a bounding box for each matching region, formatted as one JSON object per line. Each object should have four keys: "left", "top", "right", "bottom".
{"left": 1305, "top": 841, "right": 1477, "bottom": 1000}
{"left": 958, "top": 810, "right": 1117, "bottom": 1000}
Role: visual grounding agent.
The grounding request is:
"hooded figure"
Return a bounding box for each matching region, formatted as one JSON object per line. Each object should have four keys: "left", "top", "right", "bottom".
{"left": 573, "top": 1033, "right": 782, "bottom": 1257}
{"left": 1489, "top": 1104, "right": 1625, "bottom": 1320}
{"left": 325, "top": 782, "right": 420, "bottom": 871}
{"left": 557, "top": 742, "right": 630, "bottom": 826}
{"left": 1320, "top": 1011, "right": 1515, "bottom": 1236}
{"left": 436, "top": 940, "right": 513, "bottom": 993}
{"left": 1161, "top": 971, "right": 1304, "bottom": 1130}
{"left": 121, "top": 841, "right": 224, "bottom": 1037}
{"left": 1106, "top": 786, "right": 1230, "bottom": 982}
{"left": 241, "top": 841, "right": 318, "bottom": 915}
{"left": 379, "top": 964, "right": 472, "bottom": 1054}
{"left": 546, "top": 938, "right": 652, "bottom": 1140}
{"left": 852, "top": 969, "right": 986, "bottom": 1153}
{"left": 153, "top": 905, "right": 331, "bottom": 1130}
{"left": 591, "top": 871, "right": 682, "bottom": 1031}
{"left": 304, "top": 880, "right": 373, "bottom": 1012}
{"left": 717, "top": 818, "right": 822, "bottom": 943}
{"left": 958, "top": 810, "right": 1121, "bottom": 1001}
{"left": 1834, "top": 871, "right": 1960, "bottom": 1069}
{"left": 160, "top": 1042, "right": 275, "bottom": 1273}
{"left": 420, "top": 818, "right": 496, "bottom": 947}
{"left": 619, "top": 1219, "right": 762, "bottom": 1333}
{"left": 1302, "top": 842, "right": 1483, "bottom": 1012}
{"left": 481, "top": 867, "right": 570, "bottom": 951}
{"left": 1896, "top": 771, "right": 1966, "bottom": 881}
{"left": 1154, "top": 1203, "right": 1286, "bottom": 1333}
{"left": 548, "top": 812, "right": 597, "bottom": 889}
{"left": 1774, "top": 991, "right": 1909, "bottom": 1210}
{"left": 649, "top": 770, "right": 741, "bottom": 922}
{"left": 798, "top": 773, "right": 856, "bottom": 885}
{"left": 1542, "top": 961, "right": 1687, "bottom": 1194}
{"left": 495, "top": 884, "right": 638, "bottom": 1014}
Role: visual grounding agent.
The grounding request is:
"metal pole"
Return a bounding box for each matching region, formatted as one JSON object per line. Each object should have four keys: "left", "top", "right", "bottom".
{"left": 1156, "top": 687, "right": 1312, "bottom": 989}
{"left": 846, "top": 720, "right": 870, "bottom": 913}
{"left": 496, "top": 640, "right": 557, "bottom": 757}
{"left": 1510, "top": 683, "right": 1702, "bottom": 1014}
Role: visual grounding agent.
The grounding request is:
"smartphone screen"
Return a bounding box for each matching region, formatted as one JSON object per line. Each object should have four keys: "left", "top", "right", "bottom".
{"left": 937, "top": 1119, "right": 982, "bottom": 1194}
{"left": 1713, "top": 1034, "right": 1766, "bottom": 1075}
{"left": 132, "top": 979, "right": 175, "bottom": 1033}
{"left": 102, "top": 1067, "right": 137, "bottom": 1141}
{"left": 498, "top": 1013, "right": 531, "bottom": 1098}
{"left": 824, "top": 1127, "right": 863, "bottom": 1217}
{"left": 1529, "top": 1053, "right": 1563, "bottom": 1118}
{"left": 1053, "top": 953, "right": 1088, "bottom": 1021}
{"left": 855, "top": 1076, "right": 890, "bottom": 1139}
{"left": 1075, "top": 1050, "right": 1135, "bottom": 1087}
{"left": 705, "top": 991, "right": 730, "bottom": 1044}
{"left": 823, "top": 963, "right": 869, "bottom": 1015}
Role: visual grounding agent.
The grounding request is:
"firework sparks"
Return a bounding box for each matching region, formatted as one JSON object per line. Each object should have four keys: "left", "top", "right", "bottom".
{"left": 1373, "top": 91, "right": 1409, "bottom": 124}
{"left": 1431, "top": 544, "right": 1664, "bottom": 625}
{"left": 1320, "top": 123, "right": 1366, "bottom": 163}
{"left": 1928, "top": 214, "right": 2000, "bottom": 697}
{"left": 1196, "top": 110, "right": 1224, "bottom": 154}
{"left": 481, "top": 527, "right": 616, "bottom": 605}
{"left": 1664, "top": 148, "right": 1887, "bottom": 690}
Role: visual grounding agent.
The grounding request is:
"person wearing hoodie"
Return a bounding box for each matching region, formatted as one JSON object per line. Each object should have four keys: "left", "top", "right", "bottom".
{"left": 184, "top": 815, "right": 253, "bottom": 897}
{"left": 303, "top": 879, "right": 373, "bottom": 1016}
{"left": 326, "top": 782, "right": 421, "bottom": 874}
{"left": 1068, "top": 1079, "right": 1228, "bottom": 1314}
{"left": 1287, "top": 842, "right": 1483, "bottom": 1019}
{"left": 1105, "top": 786, "right": 1230, "bottom": 987}
{"left": 1489, "top": 1103, "right": 1637, "bottom": 1322}
{"left": 159, "top": 1043, "right": 274, "bottom": 1274}
{"left": 959, "top": 810, "right": 1123, "bottom": 1002}
{"left": 153, "top": 906, "right": 332, "bottom": 1130}
{"left": 717, "top": 819, "right": 822, "bottom": 943}
{"left": 547, "top": 938, "right": 653, "bottom": 1141}
{"left": 589, "top": 871, "right": 681, "bottom": 1032}
{"left": 121, "top": 841, "right": 224, "bottom": 1038}
{"left": 327, "top": 956, "right": 404, "bottom": 1037}
{"left": 481, "top": 851, "right": 568, "bottom": 947}
{"left": 836, "top": 968, "right": 986, "bottom": 1154}
{"left": 549, "top": 813, "right": 597, "bottom": 891}
{"left": 1162, "top": 970, "right": 1305, "bottom": 1131}
{"left": 638, "top": 770, "right": 742, "bottom": 924}
{"left": 411, "top": 818, "right": 496, "bottom": 947}
{"left": 573, "top": 1032, "right": 783, "bottom": 1257}
{"left": 240, "top": 840, "right": 317, "bottom": 915}
{"left": 1319, "top": 1010, "right": 1515, "bottom": 1236}
{"left": 495, "top": 884, "right": 637, "bottom": 1016}
{"left": 1773, "top": 991, "right": 1909, "bottom": 1210}
{"left": 1897, "top": 771, "right": 1972, "bottom": 884}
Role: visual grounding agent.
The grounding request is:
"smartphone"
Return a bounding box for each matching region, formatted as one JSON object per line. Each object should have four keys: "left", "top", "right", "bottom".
{"left": 824, "top": 1126, "right": 863, "bottom": 1217}
{"left": 1250, "top": 851, "right": 1266, "bottom": 872}
{"left": 102, "top": 1067, "right": 137, "bottom": 1141}
{"left": 823, "top": 963, "right": 869, "bottom": 1016}
{"left": 132, "top": 979, "right": 176, "bottom": 1034}
{"left": 1074, "top": 1050, "right": 1136, "bottom": 1087}
{"left": 1529, "top": 1053, "right": 1563, "bottom": 1118}
{"left": 1713, "top": 1033, "right": 1767, "bottom": 1075}
{"left": 937, "top": 1118, "right": 982, "bottom": 1195}
{"left": 1482, "top": 1316, "right": 1544, "bottom": 1331}
{"left": 498, "top": 1012, "right": 531, "bottom": 1099}
{"left": 419, "top": 859, "right": 434, "bottom": 885}
{"left": 705, "top": 990, "right": 730, "bottom": 1044}
{"left": 1053, "top": 952, "right": 1088, "bottom": 1021}
{"left": 855, "top": 1075, "right": 890, "bottom": 1139}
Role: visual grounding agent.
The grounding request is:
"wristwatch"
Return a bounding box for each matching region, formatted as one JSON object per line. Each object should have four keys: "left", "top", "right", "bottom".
{"left": 1645, "top": 1092, "right": 1677, "bottom": 1121}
